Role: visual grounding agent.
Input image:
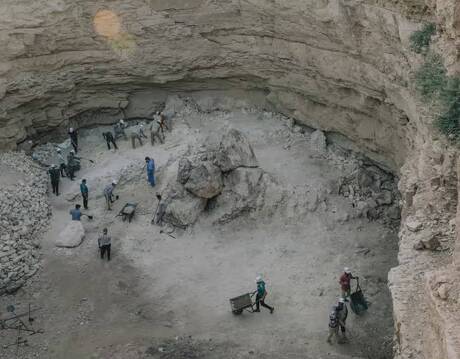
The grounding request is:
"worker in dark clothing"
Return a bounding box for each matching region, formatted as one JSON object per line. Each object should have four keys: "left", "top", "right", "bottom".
{"left": 67, "top": 150, "right": 80, "bottom": 181}
{"left": 102, "top": 131, "right": 118, "bottom": 150}
{"left": 48, "top": 164, "right": 60, "bottom": 196}
{"left": 339, "top": 267, "right": 358, "bottom": 300}
{"left": 98, "top": 228, "right": 112, "bottom": 261}
{"left": 68, "top": 127, "right": 79, "bottom": 153}
{"left": 253, "top": 276, "right": 274, "bottom": 314}
{"left": 56, "top": 148, "right": 66, "bottom": 177}
{"left": 80, "top": 179, "right": 89, "bottom": 210}
{"left": 70, "top": 204, "right": 82, "bottom": 221}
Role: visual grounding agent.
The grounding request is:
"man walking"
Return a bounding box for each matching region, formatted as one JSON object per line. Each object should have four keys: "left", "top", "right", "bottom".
{"left": 339, "top": 267, "right": 357, "bottom": 300}
{"left": 103, "top": 180, "right": 117, "bottom": 210}
{"left": 68, "top": 127, "right": 79, "bottom": 153}
{"left": 67, "top": 150, "right": 80, "bottom": 181}
{"left": 56, "top": 148, "right": 66, "bottom": 177}
{"left": 102, "top": 131, "right": 118, "bottom": 150}
{"left": 336, "top": 298, "right": 348, "bottom": 343}
{"left": 98, "top": 228, "right": 112, "bottom": 261}
{"left": 327, "top": 304, "right": 340, "bottom": 344}
{"left": 253, "top": 276, "right": 274, "bottom": 314}
{"left": 70, "top": 204, "right": 82, "bottom": 221}
{"left": 80, "top": 179, "right": 89, "bottom": 210}
{"left": 145, "top": 157, "right": 155, "bottom": 187}
{"left": 48, "top": 164, "right": 60, "bottom": 196}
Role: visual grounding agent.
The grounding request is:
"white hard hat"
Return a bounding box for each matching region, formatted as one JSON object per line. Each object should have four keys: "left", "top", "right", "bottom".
{"left": 112, "top": 180, "right": 117, "bottom": 185}
{"left": 70, "top": 149, "right": 75, "bottom": 154}
{"left": 120, "top": 119, "right": 124, "bottom": 124}
{"left": 56, "top": 148, "right": 61, "bottom": 153}
{"left": 339, "top": 297, "right": 346, "bottom": 304}
{"left": 344, "top": 267, "right": 351, "bottom": 274}
{"left": 51, "top": 164, "right": 57, "bottom": 168}
{"left": 69, "top": 127, "right": 74, "bottom": 132}
{"left": 256, "top": 275, "right": 263, "bottom": 283}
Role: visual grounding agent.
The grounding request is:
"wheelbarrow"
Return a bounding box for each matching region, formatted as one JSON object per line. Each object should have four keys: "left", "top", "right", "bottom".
{"left": 117, "top": 203, "right": 138, "bottom": 223}
{"left": 229, "top": 292, "right": 256, "bottom": 315}
{"left": 349, "top": 278, "right": 368, "bottom": 315}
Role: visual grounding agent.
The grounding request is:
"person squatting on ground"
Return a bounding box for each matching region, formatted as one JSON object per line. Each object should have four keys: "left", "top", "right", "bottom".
{"left": 339, "top": 267, "right": 358, "bottom": 299}
{"left": 102, "top": 131, "right": 118, "bottom": 150}
{"left": 70, "top": 204, "right": 82, "bottom": 221}
{"left": 48, "top": 164, "right": 60, "bottom": 196}
{"left": 98, "top": 228, "right": 112, "bottom": 261}
{"left": 80, "top": 179, "right": 89, "bottom": 210}
{"left": 103, "top": 180, "right": 117, "bottom": 210}
{"left": 56, "top": 148, "right": 66, "bottom": 177}
{"left": 253, "top": 276, "right": 274, "bottom": 314}
{"left": 67, "top": 150, "right": 80, "bottom": 181}
{"left": 68, "top": 127, "right": 79, "bottom": 153}
{"left": 145, "top": 157, "right": 155, "bottom": 187}
{"left": 128, "top": 126, "right": 146, "bottom": 149}
{"left": 149, "top": 119, "right": 164, "bottom": 146}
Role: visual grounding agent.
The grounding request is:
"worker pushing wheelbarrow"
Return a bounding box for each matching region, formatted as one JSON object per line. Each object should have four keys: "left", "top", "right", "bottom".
{"left": 229, "top": 276, "right": 275, "bottom": 315}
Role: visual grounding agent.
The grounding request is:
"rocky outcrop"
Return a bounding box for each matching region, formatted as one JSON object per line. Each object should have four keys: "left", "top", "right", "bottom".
{"left": 0, "top": 152, "right": 50, "bottom": 294}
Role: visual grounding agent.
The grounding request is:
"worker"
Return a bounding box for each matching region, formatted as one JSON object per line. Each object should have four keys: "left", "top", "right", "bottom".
{"left": 68, "top": 127, "right": 79, "bottom": 153}
{"left": 336, "top": 298, "right": 348, "bottom": 343}
{"left": 145, "top": 157, "right": 155, "bottom": 187}
{"left": 70, "top": 204, "right": 82, "bottom": 221}
{"left": 114, "top": 120, "right": 127, "bottom": 140}
{"left": 253, "top": 276, "right": 274, "bottom": 314}
{"left": 102, "top": 131, "right": 118, "bottom": 150}
{"left": 154, "top": 111, "right": 169, "bottom": 133}
{"left": 339, "top": 267, "right": 358, "bottom": 300}
{"left": 98, "top": 228, "right": 112, "bottom": 261}
{"left": 149, "top": 119, "right": 164, "bottom": 146}
{"left": 80, "top": 179, "right": 89, "bottom": 210}
{"left": 67, "top": 150, "right": 81, "bottom": 181}
{"left": 103, "top": 180, "right": 117, "bottom": 210}
{"left": 56, "top": 148, "right": 66, "bottom": 177}
{"left": 48, "top": 164, "right": 60, "bottom": 196}
{"left": 127, "top": 125, "right": 144, "bottom": 149}
{"left": 327, "top": 304, "right": 340, "bottom": 344}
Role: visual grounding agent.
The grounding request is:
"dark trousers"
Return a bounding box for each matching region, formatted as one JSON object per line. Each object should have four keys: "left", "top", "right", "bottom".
{"left": 68, "top": 167, "right": 75, "bottom": 180}
{"left": 82, "top": 192, "right": 88, "bottom": 209}
{"left": 59, "top": 164, "right": 66, "bottom": 177}
{"left": 51, "top": 181, "right": 59, "bottom": 196}
{"left": 256, "top": 294, "right": 274, "bottom": 312}
{"left": 71, "top": 140, "right": 78, "bottom": 153}
{"left": 106, "top": 138, "right": 118, "bottom": 150}
{"left": 100, "top": 244, "right": 111, "bottom": 261}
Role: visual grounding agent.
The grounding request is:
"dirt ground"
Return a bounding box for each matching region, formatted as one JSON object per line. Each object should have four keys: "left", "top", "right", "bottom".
{"left": 0, "top": 108, "right": 398, "bottom": 359}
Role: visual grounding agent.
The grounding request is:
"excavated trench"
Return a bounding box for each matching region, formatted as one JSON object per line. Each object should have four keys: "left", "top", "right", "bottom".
{"left": 1, "top": 1, "right": 460, "bottom": 359}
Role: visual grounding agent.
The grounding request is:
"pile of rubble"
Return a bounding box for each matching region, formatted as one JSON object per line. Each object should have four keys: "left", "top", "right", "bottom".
{"left": 0, "top": 152, "right": 50, "bottom": 294}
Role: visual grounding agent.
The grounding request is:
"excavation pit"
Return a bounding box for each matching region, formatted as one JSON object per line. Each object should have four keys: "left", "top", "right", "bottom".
{"left": 0, "top": 103, "right": 399, "bottom": 359}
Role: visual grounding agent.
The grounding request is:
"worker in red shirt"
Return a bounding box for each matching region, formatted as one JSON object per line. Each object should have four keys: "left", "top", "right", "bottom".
{"left": 339, "top": 267, "right": 358, "bottom": 300}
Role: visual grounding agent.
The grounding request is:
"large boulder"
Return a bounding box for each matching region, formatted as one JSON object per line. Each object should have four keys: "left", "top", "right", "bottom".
{"left": 177, "top": 158, "right": 192, "bottom": 184}
{"left": 184, "top": 161, "right": 223, "bottom": 199}
{"left": 163, "top": 189, "right": 207, "bottom": 228}
{"left": 56, "top": 221, "right": 85, "bottom": 248}
{"left": 215, "top": 129, "right": 258, "bottom": 171}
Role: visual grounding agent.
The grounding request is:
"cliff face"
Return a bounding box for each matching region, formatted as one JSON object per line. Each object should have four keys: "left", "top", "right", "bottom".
{"left": 1, "top": 1, "right": 459, "bottom": 358}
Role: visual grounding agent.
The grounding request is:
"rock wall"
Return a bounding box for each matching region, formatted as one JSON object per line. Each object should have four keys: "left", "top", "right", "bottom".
{"left": 1, "top": 0, "right": 460, "bottom": 358}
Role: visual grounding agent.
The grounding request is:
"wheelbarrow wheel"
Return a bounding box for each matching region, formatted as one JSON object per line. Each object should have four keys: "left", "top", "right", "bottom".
{"left": 232, "top": 309, "right": 243, "bottom": 315}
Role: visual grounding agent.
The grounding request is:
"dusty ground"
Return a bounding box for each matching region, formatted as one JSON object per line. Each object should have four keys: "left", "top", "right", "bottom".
{"left": 0, "top": 108, "right": 398, "bottom": 359}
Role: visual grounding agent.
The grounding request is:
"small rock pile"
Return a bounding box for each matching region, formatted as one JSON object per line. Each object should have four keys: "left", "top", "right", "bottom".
{"left": 0, "top": 152, "right": 50, "bottom": 294}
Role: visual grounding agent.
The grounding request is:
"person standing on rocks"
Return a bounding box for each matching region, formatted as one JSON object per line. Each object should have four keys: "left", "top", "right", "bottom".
{"left": 98, "top": 228, "right": 112, "bottom": 261}
{"left": 253, "top": 276, "right": 274, "bottom": 314}
{"left": 103, "top": 180, "right": 117, "bottom": 210}
{"left": 102, "top": 131, "right": 118, "bottom": 150}
{"left": 48, "top": 164, "right": 60, "bottom": 196}
{"left": 145, "top": 157, "right": 155, "bottom": 187}
{"left": 56, "top": 148, "right": 66, "bottom": 177}
{"left": 68, "top": 127, "right": 79, "bottom": 153}
{"left": 67, "top": 150, "right": 81, "bottom": 181}
{"left": 80, "top": 179, "right": 89, "bottom": 210}
{"left": 339, "top": 267, "right": 357, "bottom": 300}
{"left": 70, "top": 204, "right": 82, "bottom": 221}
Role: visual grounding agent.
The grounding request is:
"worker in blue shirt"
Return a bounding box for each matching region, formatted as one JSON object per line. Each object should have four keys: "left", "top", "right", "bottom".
{"left": 70, "top": 204, "right": 82, "bottom": 221}
{"left": 80, "top": 179, "right": 89, "bottom": 209}
{"left": 145, "top": 156, "right": 155, "bottom": 187}
{"left": 253, "top": 276, "right": 274, "bottom": 314}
